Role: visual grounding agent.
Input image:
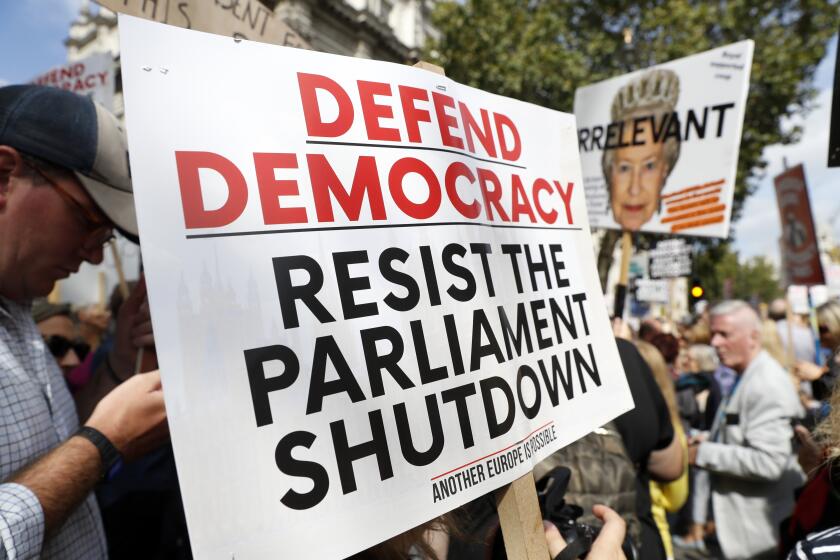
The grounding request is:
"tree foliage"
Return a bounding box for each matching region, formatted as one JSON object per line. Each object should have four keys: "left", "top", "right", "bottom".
{"left": 426, "top": 0, "right": 838, "bottom": 288}
{"left": 693, "top": 242, "right": 781, "bottom": 303}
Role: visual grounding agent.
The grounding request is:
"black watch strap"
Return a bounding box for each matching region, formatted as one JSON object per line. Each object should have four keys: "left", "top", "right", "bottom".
{"left": 75, "top": 426, "right": 123, "bottom": 478}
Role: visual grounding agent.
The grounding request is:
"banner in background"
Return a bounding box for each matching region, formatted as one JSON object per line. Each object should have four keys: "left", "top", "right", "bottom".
{"left": 634, "top": 278, "right": 670, "bottom": 303}
{"left": 574, "top": 41, "right": 753, "bottom": 238}
{"left": 96, "top": 0, "right": 309, "bottom": 48}
{"left": 120, "top": 15, "right": 633, "bottom": 559}
{"left": 774, "top": 164, "right": 825, "bottom": 286}
{"left": 649, "top": 239, "right": 692, "bottom": 279}
{"left": 31, "top": 52, "right": 115, "bottom": 111}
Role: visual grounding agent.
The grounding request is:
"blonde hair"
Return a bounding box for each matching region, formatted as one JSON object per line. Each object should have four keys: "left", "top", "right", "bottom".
{"left": 815, "top": 382, "right": 840, "bottom": 461}
{"left": 817, "top": 299, "right": 840, "bottom": 348}
{"left": 760, "top": 318, "right": 787, "bottom": 367}
{"left": 688, "top": 344, "right": 718, "bottom": 372}
{"left": 636, "top": 340, "right": 681, "bottom": 427}
{"left": 684, "top": 320, "right": 711, "bottom": 345}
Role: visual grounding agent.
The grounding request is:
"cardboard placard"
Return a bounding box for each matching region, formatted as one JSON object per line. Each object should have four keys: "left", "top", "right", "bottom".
{"left": 649, "top": 239, "right": 692, "bottom": 279}
{"left": 96, "top": 0, "right": 309, "bottom": 48}
{"left": 774, "top": 164, "right": 825, "bottom": 287}
{"left": 575, "top": 41, "right": 753, "bottom": 237}
{"left": 120, "top": 15, "right": 633, "bottom": 559}
{"left": 31, "top": 52, "right": 115, "bottom": 111}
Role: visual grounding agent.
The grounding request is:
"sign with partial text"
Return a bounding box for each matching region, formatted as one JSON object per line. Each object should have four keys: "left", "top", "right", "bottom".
{"left": 774, "top": 164, "right": 825, "bottom": 287}
{"left": 649, "top": 238, "right": 692, "bottom": 279}
{"left": 574, "top": 41, "right": 753, "bottom": 238}
{"left": 120, "top": 15, "right": 633, "bottom": 559}
{"left": 31, "top": 52, "right": 115, "bottom": 111}
{"left": 95, "top": 0, "right": 309, "bottom": 48}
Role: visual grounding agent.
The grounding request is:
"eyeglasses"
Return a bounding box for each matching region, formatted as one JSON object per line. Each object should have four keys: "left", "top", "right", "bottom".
{"left": 26, "top": 161, "right": 114, "bottom": 250}
{"left": 44, "top": 334, "right": 90, "bottom": 361}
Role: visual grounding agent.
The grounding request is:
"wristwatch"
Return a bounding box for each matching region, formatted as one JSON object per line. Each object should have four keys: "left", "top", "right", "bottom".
{"left": 75, "top": 426, "right": 123, "bottom": 480}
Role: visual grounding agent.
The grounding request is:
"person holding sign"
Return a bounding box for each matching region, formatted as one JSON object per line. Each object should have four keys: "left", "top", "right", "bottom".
{"left": 0, "top": 85, "right": 167, "bottom": 559}
{"left": 601, "top": 69, "right": 681, "bottom": 231}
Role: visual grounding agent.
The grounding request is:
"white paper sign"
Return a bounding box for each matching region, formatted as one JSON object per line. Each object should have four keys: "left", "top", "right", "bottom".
{"left": 574, "top": 41, "right": 753, "bottom": 238}
{"left": 120, "top": 15, "right": 633, "bottom": 559}
{"left": 635, "top": 278, "right": 670, "bottom": 303}
{"left": 31, "top": 53, "right": 115, "bottom": 111}
{"left": 649, "top": 239, "right": 692, "bottom": 279}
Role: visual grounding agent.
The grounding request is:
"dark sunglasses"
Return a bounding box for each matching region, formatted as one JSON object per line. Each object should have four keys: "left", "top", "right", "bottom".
{"left": 819, "top": 324, "right": 830, "bottom": 335}
{"left": 44, "top": 335, "right": 90, "bottom": 361}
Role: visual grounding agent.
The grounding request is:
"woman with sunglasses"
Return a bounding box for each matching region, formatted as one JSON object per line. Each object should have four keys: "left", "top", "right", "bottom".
{"left": 32, "top": 299, "right": 91, "bottom": 391}
{"left": 793, "top": 299, "right": 840, "bottom": 403}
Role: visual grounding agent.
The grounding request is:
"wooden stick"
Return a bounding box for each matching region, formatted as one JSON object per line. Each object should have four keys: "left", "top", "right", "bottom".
{"left": 47, "top": 281, "right": 61, "bottom": 304}
{"left": 413, "top": 61, "right": 446, "bottom": 76}
{"left": 784, "top": 295, "right": 796, "bottom": 370}
{"left": 98, "top": 271, "right": 107, "bottom": 311}
{"left": 109, "top": 240, "right": 130, "bottom": 298}
{"left": 613, "top": 231, "right": 633, "bottom": 319}
{"left": 496, "top": 472, "right": 550, "bottom": 560}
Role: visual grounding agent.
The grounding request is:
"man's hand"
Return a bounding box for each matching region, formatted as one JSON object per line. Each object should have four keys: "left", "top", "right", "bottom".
{"left": 109, "top": 278, "right": 155, "bottom": 378}
{"left": 544, "top": 505, "right": 627, "bottom": 560}
{"left": 688, "top": 441, "right": 699, "bottom": 466}
{"left": 612, "top": 318, "right": 631, "bottom": 340}
{"left": 85, "top": 370, "right": 168, "bottom": 462}
{"left": 687, "top": 432, "right": 707, "bottom": 466}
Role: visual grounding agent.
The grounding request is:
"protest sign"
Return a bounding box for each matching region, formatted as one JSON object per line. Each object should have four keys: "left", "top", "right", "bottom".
{"left": 31, "top": 52, "right": 115, "bottom": 111}
{"left": 649, "top": 239, "right": 692, "bottom": 279}
{"left": 774, "top": 164, "right": 825, "bottom": 286}
{"left": 119, "top": 15, "right": 633, "bottom": 559}
{"left": 634, "top": 279, "right": 670, "bottom": 304}
{"left": 827, "top": 263, "right": 840, "bottom": 298}
{"left": 787, "top": 285, "right": 810, "bottom": 314}
{"left": 574, "top": 41, "right": 753, "bottom": 237}
{"left": 95, "top": 0, "right": 309, "bottom": 48}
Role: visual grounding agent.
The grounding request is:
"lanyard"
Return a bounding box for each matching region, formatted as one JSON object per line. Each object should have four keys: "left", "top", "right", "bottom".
{"left": 713, "top": 374, "right": 742, "bottom": 442}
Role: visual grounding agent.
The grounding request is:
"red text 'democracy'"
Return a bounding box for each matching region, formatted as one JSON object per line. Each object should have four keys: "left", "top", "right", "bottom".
{"left": 174, "top": 73, "right": 576, "bottom": 231}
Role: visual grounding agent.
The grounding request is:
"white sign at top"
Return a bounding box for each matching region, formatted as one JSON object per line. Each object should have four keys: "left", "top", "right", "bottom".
{"left": 575, "top": 41, "right": 753, "bottom": 238}
{"left": 120, "top": 15, "right": 633, "bottom": 559}
{"left": 649, "top": 239, "right": 692, "bottom": 279}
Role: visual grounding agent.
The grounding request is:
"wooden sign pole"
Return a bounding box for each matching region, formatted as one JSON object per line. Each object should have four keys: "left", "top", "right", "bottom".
{"left": 495, "top": 472, "right": 551, "bottom": 560}
{"left": 784, "top": 296, "right": 797, "bottom": 370}
{"left": 613, "top": 231, "right": 633, "bottom": 319}
{"left": 414, "top": 58, "right": 550, "bottom": 559}
{"left": 109, "top": 240, "right": 130, "bottom": 298}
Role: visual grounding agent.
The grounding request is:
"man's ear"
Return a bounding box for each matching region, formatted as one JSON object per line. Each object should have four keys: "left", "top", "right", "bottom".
{"left": 0, "top": 146, "right": 23, "bottom": 210}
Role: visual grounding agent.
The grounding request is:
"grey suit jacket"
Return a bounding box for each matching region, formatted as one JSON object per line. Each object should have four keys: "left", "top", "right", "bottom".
{"left": 696, "top": 350, "right": 804, "bottom": 560}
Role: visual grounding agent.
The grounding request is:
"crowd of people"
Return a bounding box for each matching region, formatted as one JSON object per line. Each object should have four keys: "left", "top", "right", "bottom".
{"left": 2, "top": 85, "right": 840, "bottom": 560}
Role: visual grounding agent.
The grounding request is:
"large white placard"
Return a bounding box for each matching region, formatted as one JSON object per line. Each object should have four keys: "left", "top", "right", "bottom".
{"left": 120, "top": 15, "right": 633, "bottom": 559}
{"left": 575, "top": 41, "right": 753, "bottom": 238}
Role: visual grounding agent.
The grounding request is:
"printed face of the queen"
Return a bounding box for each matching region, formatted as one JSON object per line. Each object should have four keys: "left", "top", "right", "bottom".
{"left": 609, "top": 120, "right": 669, "bottom": 231}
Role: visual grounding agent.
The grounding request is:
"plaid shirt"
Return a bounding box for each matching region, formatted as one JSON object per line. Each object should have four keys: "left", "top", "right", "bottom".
{"left": 0, "top": 297, "right": 107, "bottom": 559}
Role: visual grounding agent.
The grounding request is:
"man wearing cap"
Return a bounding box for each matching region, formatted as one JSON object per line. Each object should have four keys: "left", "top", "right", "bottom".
{"left": 0, "top": 85, "right": 167, "bottom": 558}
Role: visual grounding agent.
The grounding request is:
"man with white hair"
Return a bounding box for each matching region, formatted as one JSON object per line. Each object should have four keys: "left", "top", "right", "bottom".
{"left": 688, "top": 300, "right": 804, "bottom": 559}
